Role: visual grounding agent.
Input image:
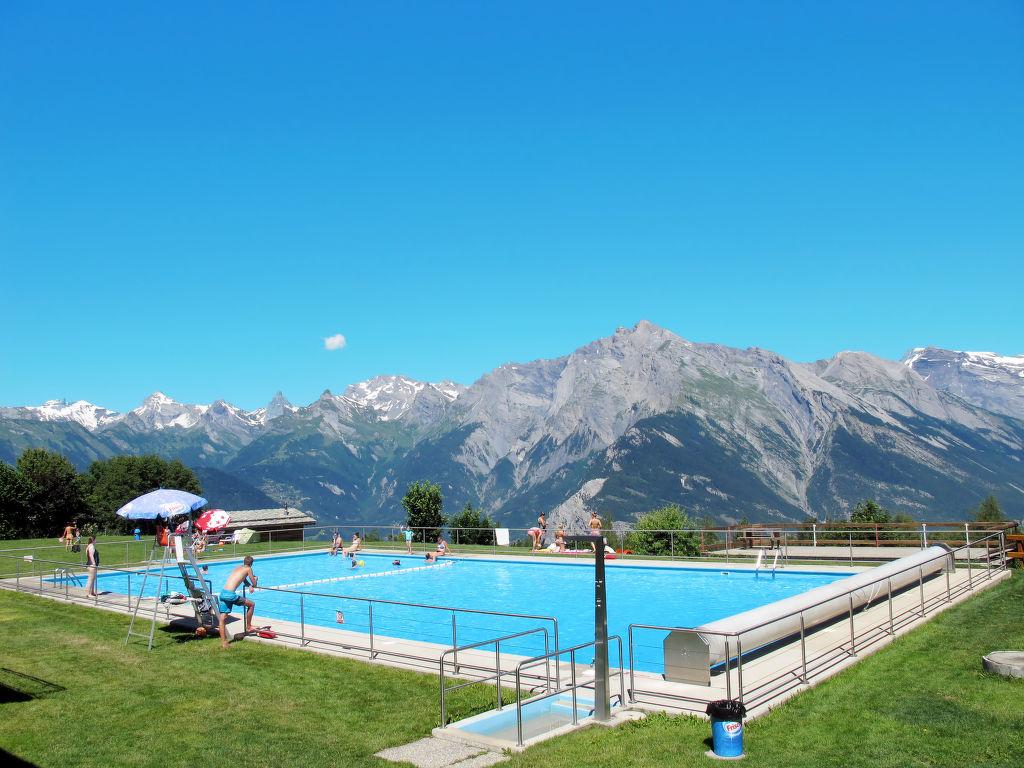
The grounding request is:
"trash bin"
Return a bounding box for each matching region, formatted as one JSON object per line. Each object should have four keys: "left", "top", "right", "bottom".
{"left": 706, "top": 699, "right": 746, "bottom": 758}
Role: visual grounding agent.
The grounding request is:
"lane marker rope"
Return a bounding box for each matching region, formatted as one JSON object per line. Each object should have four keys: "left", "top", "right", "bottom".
{"left": 268, "top": 559, "right": 454, "bottom": 590}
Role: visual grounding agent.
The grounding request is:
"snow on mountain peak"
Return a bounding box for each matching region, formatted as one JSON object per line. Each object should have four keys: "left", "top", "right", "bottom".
{"left": 26, "top": 399, "right": 122, "bottom": 430}
{"left": 343, "top": 375, "right": 464, "bottom": 420}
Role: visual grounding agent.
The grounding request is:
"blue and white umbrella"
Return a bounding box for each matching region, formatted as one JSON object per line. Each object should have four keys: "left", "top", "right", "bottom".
{"left": 115, "top": 489, "right": 208, "bottom": 521}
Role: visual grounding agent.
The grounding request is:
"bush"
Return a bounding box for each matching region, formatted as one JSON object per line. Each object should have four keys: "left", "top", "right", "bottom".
{"left": 625, "top": 504, "right": 700, "bottom": 557}
{"left": 447, "top": 503, "right": 496, "bottom": 545}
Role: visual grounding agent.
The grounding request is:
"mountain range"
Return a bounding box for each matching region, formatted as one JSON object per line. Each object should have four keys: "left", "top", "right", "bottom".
{"left": 2, "top": 322, "right": 1022, "bottom": 527}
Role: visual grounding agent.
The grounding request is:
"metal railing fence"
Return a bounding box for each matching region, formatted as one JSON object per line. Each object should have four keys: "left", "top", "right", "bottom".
{"left": 626, "top": 529, "right": 1008, "bottom": 711}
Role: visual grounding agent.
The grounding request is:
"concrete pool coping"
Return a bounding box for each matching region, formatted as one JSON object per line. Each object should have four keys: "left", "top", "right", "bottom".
{"left": 3, "top": 546, "right": 1010, "bottom": 722}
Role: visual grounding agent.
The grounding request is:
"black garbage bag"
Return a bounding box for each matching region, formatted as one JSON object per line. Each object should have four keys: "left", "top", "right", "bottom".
{"left": 706, "top": 699, "right": 747, "bottom": 721}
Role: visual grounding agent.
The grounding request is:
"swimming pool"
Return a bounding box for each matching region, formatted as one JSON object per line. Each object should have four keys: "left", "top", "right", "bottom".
{"left": 75, "top": 551, "right": 850, "bottom": 672}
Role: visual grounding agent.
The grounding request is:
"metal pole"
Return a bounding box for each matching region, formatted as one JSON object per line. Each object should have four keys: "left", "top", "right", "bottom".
{"left": 369, "top": 603, "right": 376, "bottom": 659}
{"left": 300, "top": 593, "right": 306, "bottom": 647}
{"left": 918, "top": 566, "right": 925, "bottom": 618}
{"left": 570, "top": 648, "right": 578, "bottom": 725}
{"left": 451, "top": 612, "right": 458, "bottom": 672}
{"left": 628, "top": 626, "right": 636, "bottom": 703}
{"left": 812, "top": 523, "right": 817, "bottom": 548}
{"left": 799, "top": 613, "right": 808, "bottom": 682}
{"left": 848, "top": 594, "right": 856, "bottom": 655}
{"left": 591, "top": 535, "right": 610, "bottom": 722}
{"left": 736, "top": 637, "right": 744, "bottom": 704}
{"left": 516, "top": 671, "right": 524, "bottom": 749}
{"left": 495, "top": 640, "right": 503, "bottom": 710}
{"left": 849, "top": 532, "right": 853, "bottom": 566}
{"left": 887, "top": 578, "right": 894, "bottom": 635}
{"left": 724, "top": 637, "right": 732, "bottom": 700}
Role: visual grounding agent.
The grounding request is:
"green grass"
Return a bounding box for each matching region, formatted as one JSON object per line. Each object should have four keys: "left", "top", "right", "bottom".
{"left": 0, "top": 589, "right": 504, "bottom": 768}
{"left": 4, "top": 574, "right": 1024, "bottom": 767}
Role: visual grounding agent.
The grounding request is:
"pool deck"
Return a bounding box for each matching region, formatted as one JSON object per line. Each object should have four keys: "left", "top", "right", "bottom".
{"left": 1, "top": 546, "right": 1010, "bottom": 723}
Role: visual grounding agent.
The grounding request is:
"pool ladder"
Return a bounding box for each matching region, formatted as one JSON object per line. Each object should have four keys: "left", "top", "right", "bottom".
{"left": 754, "top": 548, "right": 780, "bottom": 577}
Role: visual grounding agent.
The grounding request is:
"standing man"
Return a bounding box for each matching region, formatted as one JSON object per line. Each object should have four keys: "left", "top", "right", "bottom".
{"left": 85, "top": 536, "right": 99, "bottom": 597}
{"left": 217, "top": 556, "right": 257, "bottom": 650}
{"left": 589, "top": 511, "right": 603, "bottom": 552}
{"left": 61, "top": 522, "right": 74, "bottom": 550}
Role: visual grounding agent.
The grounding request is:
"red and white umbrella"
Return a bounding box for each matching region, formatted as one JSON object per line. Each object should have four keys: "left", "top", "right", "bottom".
{"left": 196, "top": 509, "right": 231, "bottom": 532}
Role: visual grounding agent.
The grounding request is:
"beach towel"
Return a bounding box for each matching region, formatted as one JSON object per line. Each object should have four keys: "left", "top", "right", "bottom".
{"left": 495, "top": 528, "right": 510, "bottom": 546}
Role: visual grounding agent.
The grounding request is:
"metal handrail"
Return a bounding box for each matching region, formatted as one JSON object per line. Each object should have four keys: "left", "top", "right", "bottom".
{"left": 512, "top": 635, "right": 625, "bottom": 746}
{"left": 438, "top": 627, "right": 551, "bottom": 726}
{"left": 626, "top": 530, "right": 1009, "bottom": 707}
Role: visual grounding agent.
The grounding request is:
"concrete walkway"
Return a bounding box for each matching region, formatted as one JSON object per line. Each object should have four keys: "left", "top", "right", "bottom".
{"left": 375, "top": 737, "right": 505, "bottom": 768}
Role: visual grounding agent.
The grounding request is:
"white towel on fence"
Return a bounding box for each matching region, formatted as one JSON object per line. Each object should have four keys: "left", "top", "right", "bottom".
{"left": 495, "top": 528, "right": 510, "bottom": 546}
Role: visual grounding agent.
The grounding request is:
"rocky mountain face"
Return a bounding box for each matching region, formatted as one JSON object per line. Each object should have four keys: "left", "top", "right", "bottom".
{"left": 903, "top": 348, "right": 1024, "bottom": 419}
{"left": 2, "top": 325, "right": 1022, "bottom": 526}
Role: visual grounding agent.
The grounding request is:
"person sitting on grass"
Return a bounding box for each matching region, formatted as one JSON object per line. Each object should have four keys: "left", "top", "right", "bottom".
{"left": 218, "top": 556, "right": 257, "bottom": 650}
{"left": 342, "top": 532, "right": 362, "bottom": 557}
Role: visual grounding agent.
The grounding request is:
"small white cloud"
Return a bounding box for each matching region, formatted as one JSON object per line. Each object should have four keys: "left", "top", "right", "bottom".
{"left": 324, "top": 333, "right": 347, "bottom": 351}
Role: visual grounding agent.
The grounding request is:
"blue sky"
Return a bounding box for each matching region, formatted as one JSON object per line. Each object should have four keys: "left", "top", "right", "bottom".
{"left": 2, "top": 2, "right": 1021, "bottom": 411}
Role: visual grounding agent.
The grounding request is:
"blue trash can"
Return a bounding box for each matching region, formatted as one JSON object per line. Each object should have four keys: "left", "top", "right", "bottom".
{"left": 706, "top": 699, "right": 746, "bottom": 758}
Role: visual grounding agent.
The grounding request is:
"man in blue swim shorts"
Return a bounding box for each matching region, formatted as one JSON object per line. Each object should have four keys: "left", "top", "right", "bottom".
{"left": 217, "top": 555, "right": 257, "bottom": 649}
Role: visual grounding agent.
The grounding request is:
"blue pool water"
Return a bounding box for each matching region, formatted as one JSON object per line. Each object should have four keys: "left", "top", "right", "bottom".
{"left": 72, "top": 552, "right": 849, "bottom": 671}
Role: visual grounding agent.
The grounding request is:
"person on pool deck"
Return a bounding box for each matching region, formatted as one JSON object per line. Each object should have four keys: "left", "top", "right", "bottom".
{"left": 218, "top": 556, "right": 257, "bottom": 649}
{"left": 588, "top": 511, "right": 604, "bottom": 552}
{"left": 85, "top": 536, "right": 99, "bottom": 597}
{"left": 61, "top": 522, "right": 74, "bottom": 550}
{"left": 528, "top": 514, "right": 546, "bottom": 553}
{"left": 554, "top": 528, "right": 567, "bottom": 553}
{"left": 403, "top": 525, "right": 414, "bottom": 555}
{"left": 435, "top": 535, "right": 450, "bottom": 557}
{"left": 342, "top": 532, "right": 362, "bottom": 557}
{"left": 330, "top": 530, "right": 344, "bottom": 556}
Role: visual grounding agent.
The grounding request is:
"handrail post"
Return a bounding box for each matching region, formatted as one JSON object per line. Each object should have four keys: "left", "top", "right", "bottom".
{"left": 628, "top": 625, "right": 636, "bottom": 703}
{"left": 553, "top": 620, "right": 561, "bottom": 688}
{"left": 440, "top": 655, "right": 448, "bottom": 727}
{"left": 945, "top": 563, "right": 952, "bottom": 603}
{"left": 799, "top": 613, "right": 808, "bottom": 683}
{"left": 848, "top": 532, "right": 853, "bottom": 566}
{"left": 918, "top": 566, "right": 925, "bottom": 618}
{"left": 515, "top": 667, "right": 524, "bottom": 746}
{"left": 848, "top": 594, "right": 856, "bottom": 656}
{"left": 735, "top": 637, "right": 744, "bottom": 704}
{"left": 127, "top": 573, "right": 132, "bottom": 610}
{"left": 544, "top": 629, "right": 551, "bottom": 694}
{"left": 495, "top": 640, "right": 503, "bottom": 710}
{"left": 670, "top": 530, "right": 674, "bottom": 560}
{"left": 570, "top": 648, "right": 578, "bottom": 725}
{"left": 724, "top": 636, "right": 731, "bottom": 700}
{"left": 451, "top": 612, "right": 458, "bottom": 672}
{"left": 300, "top": 592, "right": 306, "bottom": 647}
{"left": 369, "top": 603, "right": 376, "bottom": 659}
{"left": 887, "top": 578, "right": 894, "bottom": 635}
{"left": 966, "top": 527, "right": 973, "bottom": 588}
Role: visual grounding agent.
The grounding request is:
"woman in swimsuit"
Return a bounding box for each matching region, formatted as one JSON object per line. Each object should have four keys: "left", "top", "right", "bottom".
{"left": 528, "top": 514, "right": 547, "bottom": 552}
{"left": 554, "top": 528, "right": 567, "bottom": 553}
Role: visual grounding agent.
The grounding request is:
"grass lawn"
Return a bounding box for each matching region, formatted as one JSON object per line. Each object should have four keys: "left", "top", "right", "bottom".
{"left": 2, "top": 573, "right": 1023, "bottom": 767}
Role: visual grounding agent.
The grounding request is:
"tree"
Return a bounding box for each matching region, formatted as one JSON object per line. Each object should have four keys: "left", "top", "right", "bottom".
{"left": 448, "top": 503, "right": 496, "bottom": 545}
{"left": 16, "top": 449, "right": 88, "bottom": 537}
{"left": 849, "top": 499, "right": 890, "bottom": 540}
{"left": 0, "top": 462, "right": 33, "bottom": 539}
{"left": 625, "top": 504, "right": 700, "bottom": 557}
{"left": 401, "top": 480, "right": 445, "bottom": 542}
{"left": 79, "top": 455, "right": 203, "bottom": 533}
{"left": 973, "top": 494, "right": 1006, "bottom": 523}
